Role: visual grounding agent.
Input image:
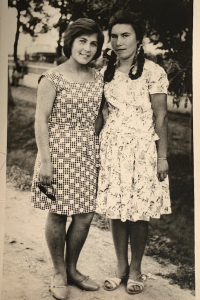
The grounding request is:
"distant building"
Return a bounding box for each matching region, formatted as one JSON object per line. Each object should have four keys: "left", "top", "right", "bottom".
{"left": 25, "top": 43, "right": 57, "bottom": 63}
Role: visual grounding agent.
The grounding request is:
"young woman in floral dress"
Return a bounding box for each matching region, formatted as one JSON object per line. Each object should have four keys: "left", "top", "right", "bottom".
{"left": 96, "top": 10, "right": 171, "bottom": 295}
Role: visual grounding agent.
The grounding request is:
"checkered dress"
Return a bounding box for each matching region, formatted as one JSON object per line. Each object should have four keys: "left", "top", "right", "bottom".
{"left": 31, "top": 68, "right": 104, "bottom": 215}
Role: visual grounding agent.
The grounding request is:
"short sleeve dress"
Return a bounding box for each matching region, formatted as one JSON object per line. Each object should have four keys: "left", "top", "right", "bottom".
{"left": 31, "top": 68, "right": 104, "bottom": 215}
{"left": 96, "top": 59, "right": 171, "bottom": 222}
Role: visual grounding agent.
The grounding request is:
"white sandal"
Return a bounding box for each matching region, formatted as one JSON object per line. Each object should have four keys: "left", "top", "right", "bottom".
{"left": 104, "top": 277, "right": 122, "bottom": 291}
{"left": 126, "top": 275, "right": 144, "bottom": 295}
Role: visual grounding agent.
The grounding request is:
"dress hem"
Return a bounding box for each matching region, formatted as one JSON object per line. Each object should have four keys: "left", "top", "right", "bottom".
{"left": 31, "top": 203, "right": 96, "bottom": 216}
{"left": 95, "top": 210, "right": 172, "bottom": 222}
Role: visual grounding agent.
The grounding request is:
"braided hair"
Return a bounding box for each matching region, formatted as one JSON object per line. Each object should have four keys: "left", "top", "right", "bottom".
{"left": 104, "top": 10, "right": 145, "bottom": 82}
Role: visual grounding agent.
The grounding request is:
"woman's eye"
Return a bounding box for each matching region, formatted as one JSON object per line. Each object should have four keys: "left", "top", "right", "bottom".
{"left": 80, "top": 40, "right": 86, "bottom": 43}
{"left": 91, "top": 43, "right": 97, "bottom": 47}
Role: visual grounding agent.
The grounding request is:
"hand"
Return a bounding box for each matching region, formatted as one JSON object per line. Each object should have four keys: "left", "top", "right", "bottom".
{"left": 38, "top": 161, "right": 53, "bottom": 185}
{"left": 157, "top": 160, "right": 168, "bottom": 182}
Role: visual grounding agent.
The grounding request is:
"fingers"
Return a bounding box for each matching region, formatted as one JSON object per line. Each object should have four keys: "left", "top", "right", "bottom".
{"left": 38, "top": 174, "right": 52, "bottom": 186}
{"left": 46, "top": 177, "right": 52, "bottom": 186}
{"left": 157, "top": 171, "right": 168, "bottom": 182}
{"left": 157, "top": 160, "right": 168, "bottom": 181}
{"left": 38, "top": 162, "right": 53, "bottom": 186}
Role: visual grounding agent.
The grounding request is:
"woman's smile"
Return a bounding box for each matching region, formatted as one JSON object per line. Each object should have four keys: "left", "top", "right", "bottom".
{"left": 79, "top": 52, "right": 91, "bottom": 58}
{"left": 71, "top": 34, "right": 98, "bottom": 64}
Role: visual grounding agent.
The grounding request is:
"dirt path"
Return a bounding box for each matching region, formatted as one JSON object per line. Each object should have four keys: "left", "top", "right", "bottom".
{"left": 1, "top": 184, "right": 194, "bottom": 300}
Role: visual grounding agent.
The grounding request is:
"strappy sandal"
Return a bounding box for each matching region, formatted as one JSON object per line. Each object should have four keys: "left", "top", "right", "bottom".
{"left": 104, "top": 277, "right": 122, "bottom": 291}
{"left": 104, "top": 269, "right": 129, "bottom": 291}
{"left": 126, "top": 275, "right": 144, "bottom": 295}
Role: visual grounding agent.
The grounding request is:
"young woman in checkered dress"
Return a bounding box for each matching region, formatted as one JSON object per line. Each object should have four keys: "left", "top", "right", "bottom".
{"left": 30, "top": 19, "right": 104, "bottom": 299}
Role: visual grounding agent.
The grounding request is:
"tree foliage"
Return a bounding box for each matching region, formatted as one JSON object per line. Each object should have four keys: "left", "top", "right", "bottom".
{"left": 8, "top": 0, "right": 49, "bottom": 62}
{"left": 139, "top": 0, "right": 193, "bottom": 103}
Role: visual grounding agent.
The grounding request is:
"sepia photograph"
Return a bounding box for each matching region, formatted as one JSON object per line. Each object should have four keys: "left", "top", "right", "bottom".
{"left": 0, "top": 0, "right": 197, "bottom": 299}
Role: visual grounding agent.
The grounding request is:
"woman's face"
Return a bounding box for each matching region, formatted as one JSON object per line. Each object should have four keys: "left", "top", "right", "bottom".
{"left": 111, "top": 24, "right": 138, "bottom": 61}
{"left": 71, "top": 33, "right": 98, "bottom": 64}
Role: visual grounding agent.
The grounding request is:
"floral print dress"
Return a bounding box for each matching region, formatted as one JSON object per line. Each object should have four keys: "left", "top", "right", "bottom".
{"left": 96, "top": 59, "right": 171, "bottom": 222}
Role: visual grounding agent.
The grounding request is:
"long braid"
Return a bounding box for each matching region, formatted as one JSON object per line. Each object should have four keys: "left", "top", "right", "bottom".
{"left": 129, "top": 45, "right": 145, "bottom": 80}
{"left": 104, "top": 51, "right": 117, "bottom": 82}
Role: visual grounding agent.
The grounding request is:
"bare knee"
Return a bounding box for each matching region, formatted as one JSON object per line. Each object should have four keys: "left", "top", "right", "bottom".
{"left": 72, "top": 212, "right": 94, "bottom": 229}
{"left": 47, "top": 212, "right": 67, "bottom": 225}
{"left": 130, "top": 220, "right": 149, "bottom": 233}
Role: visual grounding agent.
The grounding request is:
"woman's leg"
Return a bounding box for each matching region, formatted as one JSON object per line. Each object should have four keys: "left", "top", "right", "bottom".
{"left": 111, "top": 219, "right": 129, "bottom": 276}
{"left": 45, "top": 212, "right": 67, "bottom": 286}
{"left": 104, "top": 219, "right": 129, "bottom": 289}
{"left": 66, "top": 212, "right": 94, "bottom": 281}
{"left": 129, "top": 220, "right": 149, "bottom": 292}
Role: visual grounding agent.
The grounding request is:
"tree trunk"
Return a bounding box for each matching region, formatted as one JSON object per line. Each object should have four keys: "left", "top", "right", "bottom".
{"left": 8, "top": 73, "right": 15, "bottom": 111}
{"left": 13, "top": 10, "right": 21, "bottom": 63}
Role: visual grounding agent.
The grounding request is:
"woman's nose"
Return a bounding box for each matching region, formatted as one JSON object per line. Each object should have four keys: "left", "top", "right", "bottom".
{"left": 116, "top": 37, "right": 123, "bottom": 46}
{"left": 84, "top": 42, "right": 91, "bottom": 51}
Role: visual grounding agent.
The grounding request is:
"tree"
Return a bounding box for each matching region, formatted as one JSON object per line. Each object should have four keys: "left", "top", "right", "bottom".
{"left": 8, "top": 0, "right": 49, "bottom": 62}
{"left": 8, "top": 73, "right": 15, "bottom": 110}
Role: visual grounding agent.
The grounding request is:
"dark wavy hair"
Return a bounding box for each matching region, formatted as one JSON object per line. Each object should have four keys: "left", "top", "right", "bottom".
{"left": 63, "top": 18, "right": 104, "bottom": 61}
{"left": 104, "top": 10, "right": 145, "bottom": 82}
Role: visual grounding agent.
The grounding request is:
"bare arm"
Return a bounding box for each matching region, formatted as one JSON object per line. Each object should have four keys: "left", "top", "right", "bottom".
{"left": 35, "top": 77, "right": 56, "bottom": 185}
{"left": 95, "top": 109, "right": 104, "bottom": 135}
{"left": 95, "top": 93, "right": 107, "bottom": 135}
{"left": 151, "top": 93, "right": 168, "bottom": 181}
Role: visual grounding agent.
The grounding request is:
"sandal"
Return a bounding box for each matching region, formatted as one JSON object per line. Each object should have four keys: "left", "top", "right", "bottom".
{"left": 104, "top": 269, "right": 129, "bottom": 291}
{"left": 104, "top": 277, "right": 122, "bottom": 291}
{"left": 126, "top": 275, "right": 144, "bottom": 295}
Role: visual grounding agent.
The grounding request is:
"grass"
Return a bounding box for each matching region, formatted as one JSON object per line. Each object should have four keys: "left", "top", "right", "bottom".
{"left": 7, "top": 85, "right": 194, "bottom": 291}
